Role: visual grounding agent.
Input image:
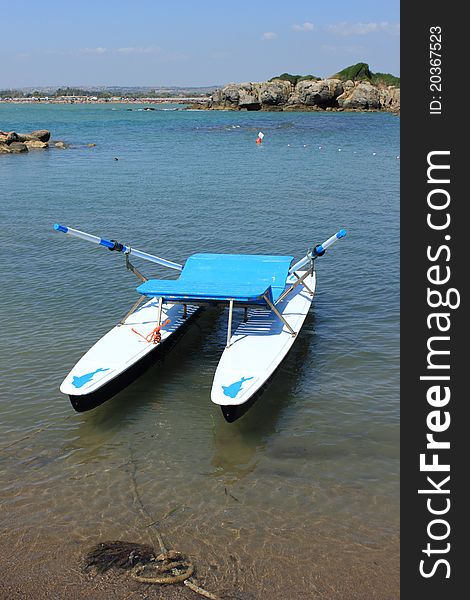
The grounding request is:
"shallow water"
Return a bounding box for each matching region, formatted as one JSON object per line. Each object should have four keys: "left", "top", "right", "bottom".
{"left": 0, "top": 104, "right": 399, "bottom": 598}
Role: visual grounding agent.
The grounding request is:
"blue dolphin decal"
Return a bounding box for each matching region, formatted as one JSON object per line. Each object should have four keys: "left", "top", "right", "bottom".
{"left": 222, "top": 376, "right": 254, "bottom": 398}
{"left": 72, "top": 367, "right": 109, "bottom": 389}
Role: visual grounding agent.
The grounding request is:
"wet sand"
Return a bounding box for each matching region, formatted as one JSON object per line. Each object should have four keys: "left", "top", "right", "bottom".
{"left": 0, "top": 527, "right": 399, "bottom": 599}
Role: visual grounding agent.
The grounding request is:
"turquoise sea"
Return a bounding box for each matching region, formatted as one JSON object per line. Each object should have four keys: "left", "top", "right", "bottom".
{"left": 0, "top": 104, "right": 399, "bottom": 599}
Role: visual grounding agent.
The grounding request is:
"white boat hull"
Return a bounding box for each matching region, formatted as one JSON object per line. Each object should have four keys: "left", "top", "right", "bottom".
{"left": 211, "top": 271, "right": 316, "bottom": 420}
{"left": 60, "top": 299, "right": 199, "bottom": 411}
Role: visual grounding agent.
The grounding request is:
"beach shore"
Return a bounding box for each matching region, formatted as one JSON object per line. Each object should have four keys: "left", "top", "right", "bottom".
{"left": 0, "top": 529, "right": 399, "bottom": 600}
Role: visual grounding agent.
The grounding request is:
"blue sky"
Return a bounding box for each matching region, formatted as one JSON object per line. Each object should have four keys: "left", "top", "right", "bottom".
{"left": 1, "top": 0, "right": 400, "bottom": 88}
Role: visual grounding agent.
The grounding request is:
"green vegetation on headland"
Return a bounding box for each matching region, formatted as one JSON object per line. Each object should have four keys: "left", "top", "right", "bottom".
{"left": 269, "top": 73, "right": 320, "bottom": 85}
{"left": 331, "top": 62, "right": 373, "bottom": 81}
{"left": 270, "top": 63, "right": 399, "bottom": 89}
{"left": 330, "top": 63, "right": 400, "bottom": 87}
{"left": 368, "top": 72, "right": 400, "bottom": 87}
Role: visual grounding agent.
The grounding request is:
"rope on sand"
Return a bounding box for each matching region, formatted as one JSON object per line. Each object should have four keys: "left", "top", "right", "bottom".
{"left": 84, "top": 444, "right": 222, "bottom": 599}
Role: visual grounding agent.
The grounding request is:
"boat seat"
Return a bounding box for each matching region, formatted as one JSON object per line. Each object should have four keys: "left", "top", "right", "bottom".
{"left": 136, "top": 253, "right": 294, "bottom": 305}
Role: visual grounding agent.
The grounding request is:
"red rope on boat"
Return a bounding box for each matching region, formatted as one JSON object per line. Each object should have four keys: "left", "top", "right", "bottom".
{"left": 132, "top": 319, "right": 171, "bottom": 344}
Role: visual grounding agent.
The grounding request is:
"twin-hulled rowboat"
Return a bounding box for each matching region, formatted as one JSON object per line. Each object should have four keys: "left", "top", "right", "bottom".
{"left": 54, "top": 224, "right": 346, "bottom": 421}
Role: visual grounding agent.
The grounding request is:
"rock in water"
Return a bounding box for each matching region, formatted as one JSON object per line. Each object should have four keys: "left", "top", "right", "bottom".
{"left": 31, "top": 129, "right": 51, "bottom": 142}
{"left": 6, "top": 132, "right": 19, "bottom": 143}
{"left": 17, "top": 130, "right": 51, "bottom": 142}
{"left": 0, "top": 129, "right": 55, "bottom": 152}
{"left": 6, "top": 142, "right": 28, "bottom": 153}
{"left": 25, "top": 140, "right": 49, "bottom": 149}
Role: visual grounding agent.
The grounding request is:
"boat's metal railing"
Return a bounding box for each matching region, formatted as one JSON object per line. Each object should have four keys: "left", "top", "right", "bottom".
{"left": 274, "top": 267, "right": 314, "bottom": 306}
{"left": 224, "top": 229, "right": 347, "bottom": 346}
{"left": 273, "top": 228, "right": 347, "bottom": 308}
{"left": 53, "top": 224, "right": 346, "bottom": 346}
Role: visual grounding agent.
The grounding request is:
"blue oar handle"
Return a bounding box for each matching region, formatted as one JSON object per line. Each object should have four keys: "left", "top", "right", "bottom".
{"left": 53, "top": 224, "right": 183, "bottom": 271}
{"left": 54, "top": 224, "right": 116, "bottom": 249}
{"left": 313, "top": 229, "right": 347, "bottom": 256}
{"left": 289, "top": 229, "right": 347, "bottom": 274}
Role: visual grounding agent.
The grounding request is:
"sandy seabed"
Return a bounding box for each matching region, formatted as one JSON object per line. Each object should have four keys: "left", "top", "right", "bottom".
{"left": 0, "top": 527, "right": 399, "bottom": 600}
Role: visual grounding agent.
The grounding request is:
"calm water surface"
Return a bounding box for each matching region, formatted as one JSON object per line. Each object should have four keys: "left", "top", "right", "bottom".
{"left": 0, "top": 104, "right": 399, "bottom": 599}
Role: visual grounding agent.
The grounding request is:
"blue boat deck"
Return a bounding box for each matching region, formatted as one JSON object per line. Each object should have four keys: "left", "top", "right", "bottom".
{"left": 136, "top": 253, "right": 294, "bottom": 305}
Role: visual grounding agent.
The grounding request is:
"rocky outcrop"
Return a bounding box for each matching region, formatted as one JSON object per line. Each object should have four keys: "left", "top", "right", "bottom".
{"left": 0, "top": 129, "right": 51, "bottom": 153}
{"left": 290, "top": 79, "right": 344, "bottom": 108}
{"left": 259, "top": 80, "right": 292, "bottom": 106}
{"left": 204, "top": 79, "right": 399, "bottom": 112}
{"left": 24, "top": 140, "right": 48, "bottom": 149}
{"left": 379, "top": 86, "right": 400, "bottom": 112}
{"left": 337, "top": 81, "right": 380, "bottom": 109}
{"left": 17, "top": 129, "right": 51, "bottom": 142}
{"left": 0, "top": 141, "right": 28, "bottom": 153}
{"left": 239, "top": 90, "right": 261, "bottom": 111}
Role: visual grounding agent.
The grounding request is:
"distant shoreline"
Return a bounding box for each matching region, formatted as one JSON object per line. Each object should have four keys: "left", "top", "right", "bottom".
{"left": 0, "top": 98, "right": 400, "bottom": 115}
{"left": 0, "top": 97, "right": 207, "bottom": 105}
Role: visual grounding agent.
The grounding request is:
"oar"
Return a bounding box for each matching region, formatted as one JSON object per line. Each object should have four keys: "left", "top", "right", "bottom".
{"left": 289, "top": 229, "right": 347, "bottom": 274}
{"left": 53, "top": 224, "right": 183, "bottom": 271}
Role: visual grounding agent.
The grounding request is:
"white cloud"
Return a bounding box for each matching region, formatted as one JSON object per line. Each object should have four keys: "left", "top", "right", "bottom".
{"left": 116, "top": 47, "right": 160, "bottom": 54}
{"left": 37, "top": 48, "right": 108, "bottom": 56}
{"left": 292, "top": 22, "right": 315, "bottom": 32}
{"left": 21, "top": 45, "right": 182, "bottom": 61}
{"left": 74, "top": 46, "right": 164, "bottom": 57}
{"left": 79, "top": 47, "right": 108, "bottom": 54}
{"left": 328, "top": 22, "right": 400, "bottom": 36}
{"left": 262, "top": 32, "right": 278, "bottom": 41}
